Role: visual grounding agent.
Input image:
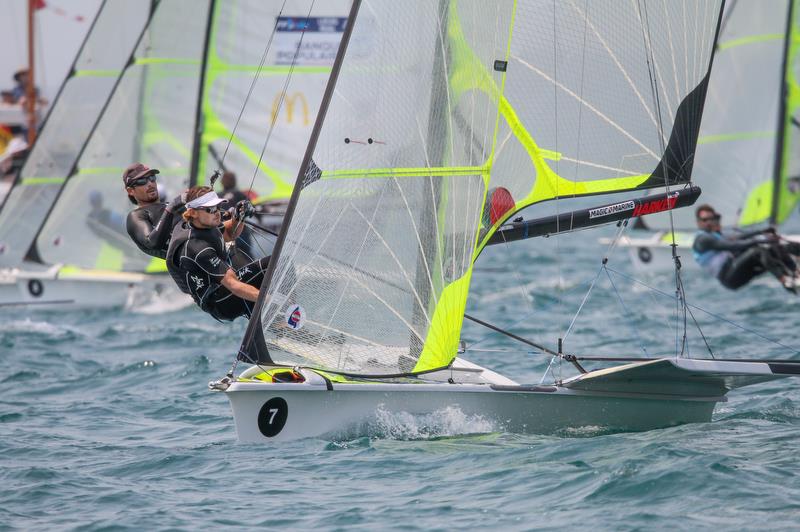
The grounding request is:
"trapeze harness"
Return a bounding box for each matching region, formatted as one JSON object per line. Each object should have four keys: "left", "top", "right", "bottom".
{"left": 692, "top": 230, "right": 733, "bottom": 279}
{"left": 166, "top": 222, "right": 269, "bottom": 321}
{"left": 126, "top": 203, "right": 178, "bottom": 259}
{"left": 692, "top": 229, "right": 792, "bottom": 290}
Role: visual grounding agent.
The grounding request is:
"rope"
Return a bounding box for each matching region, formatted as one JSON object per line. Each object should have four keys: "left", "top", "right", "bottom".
{"left": 603, "top": 267, "right": 649, "bottom": 356}
{"left": 605, "top": 266, "right": 800, "bottom": 355}
{"left": 563, "top": 263, "right": 604, "bottom": 341}
{"left": 217, "top": 0, "right": 290, "bottom": 169}
{"left": 245, "top": 0, "right": 317, "bottom": 196}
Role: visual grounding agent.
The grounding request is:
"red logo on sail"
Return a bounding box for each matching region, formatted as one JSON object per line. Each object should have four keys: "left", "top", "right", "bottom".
{"left": 632, "top": 193, "right": 678, "bottom": 217}
{"left": 285, "top": 305, "right": 306, "bottom": 330}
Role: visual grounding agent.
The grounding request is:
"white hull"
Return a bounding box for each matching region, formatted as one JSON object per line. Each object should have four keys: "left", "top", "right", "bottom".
{"left": 221, "top": 357, "right": 797, "bottom": 443}
{"left": 0, "top": 264, "right": 191, "bottom": 312}
{"left": 604, "top": 232, "right": 800, "bottom": 274}
{"left": 600, "top": 232, "right": 698, "bottom": 273}
{"left": 227, "top": 380, "right": 716, "bottom": 442}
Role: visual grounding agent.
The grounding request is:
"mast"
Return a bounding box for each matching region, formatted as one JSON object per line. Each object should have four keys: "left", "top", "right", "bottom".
{"left": 188, "top": 0, "right": 218, "bottom": 187}
{"left": 238, "top": 0, "right": 362, "bottom": 363}
{"left": 410, "top": 0, "right": 450, "bottom": 362}
{"left": 770, "top": 0, "right": 796, "bottom": 225}
{"left": 26, "top": 0, "right": 36, "bottom": 145}
{"left": 0, "top": 0, "right": 109, "bottom": 217}
{"left": 24, "top": 3, "right": 160, "bottom": 264}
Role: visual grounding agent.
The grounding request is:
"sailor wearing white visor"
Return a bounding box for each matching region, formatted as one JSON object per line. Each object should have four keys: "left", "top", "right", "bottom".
{"left": 166, "top": 185, "right": 268, "bottom": 321}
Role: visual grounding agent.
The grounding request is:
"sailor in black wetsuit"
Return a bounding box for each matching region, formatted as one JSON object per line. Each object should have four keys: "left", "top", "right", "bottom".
{"left": 692, "top": 204, "right": 800, "bottom": 292}
{"left": 166, "top": 185, "right": 269, "bottom": 321}
{"left": 123, "top": 162, "right": 184, "bottom": 259}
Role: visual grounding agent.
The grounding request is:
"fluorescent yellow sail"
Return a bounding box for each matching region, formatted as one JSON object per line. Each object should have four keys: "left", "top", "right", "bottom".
{"left": 251, "top": 0, "right": 723, "bottom": 377}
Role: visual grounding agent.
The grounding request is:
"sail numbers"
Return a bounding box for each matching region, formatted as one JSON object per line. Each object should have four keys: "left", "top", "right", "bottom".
{"left": 258, "top": 397, "right": 289, "bottom": 438}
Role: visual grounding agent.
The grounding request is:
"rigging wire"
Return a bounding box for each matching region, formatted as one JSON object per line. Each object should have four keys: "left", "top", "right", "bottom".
{"left": 215, "top": 0, "right": 291, "bottom": 172}
{"left": 220, "top": 1, "right": 317, "bottom": 245}
{"left": 552, "top": 0, "right": 562, "bottom": 336}
{"left": 245, "top": 0, "right": 317, "bottom": 196}
{"left": 636, "top": 0, "right": 689, "bottom": 358}
{"left": 605, "top": 265, "right": 800, "bottom": 355}
{"left": 559, "top": 0, "right": 591, "bottom": 339}
{"left": 464, "top": 278, "right": 591, "bottom": 351}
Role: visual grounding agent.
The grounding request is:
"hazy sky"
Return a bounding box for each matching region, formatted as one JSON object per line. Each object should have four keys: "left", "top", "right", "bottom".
{"left": 0, "top": 0, "right": 102, "bottom": 99}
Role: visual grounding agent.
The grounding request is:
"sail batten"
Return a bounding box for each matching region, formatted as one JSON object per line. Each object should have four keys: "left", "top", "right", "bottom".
{"left": 243, "top": 0, "right": 723, "bottom": 377}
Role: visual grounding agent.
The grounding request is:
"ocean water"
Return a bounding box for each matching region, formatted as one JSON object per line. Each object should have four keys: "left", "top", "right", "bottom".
{"left": 2, "top": 224, "right": 800, "bottom": 531}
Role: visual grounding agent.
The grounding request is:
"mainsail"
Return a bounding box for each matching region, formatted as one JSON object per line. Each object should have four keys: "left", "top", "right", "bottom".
{"left": 14, "top": 0, "right": 345, "bottom": 274}
{"left": 240, "top": 0, "right": 725, "bottom": 377}
{"left": 0, "top": 1, "right": 150, "bottom": 267}
{"left": 196, "top": 1, "right": 349, "bottom": 202}
{"left": 33, "top": 0, "right": 212, "bottom": 273}
{"left": 645, "top": 0, "right": 800, "bottom": 231}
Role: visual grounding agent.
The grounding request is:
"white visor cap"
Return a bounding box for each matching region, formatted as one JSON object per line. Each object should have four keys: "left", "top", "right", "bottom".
{"left": 186, "top": 191, "right": 227, "bottom": 209}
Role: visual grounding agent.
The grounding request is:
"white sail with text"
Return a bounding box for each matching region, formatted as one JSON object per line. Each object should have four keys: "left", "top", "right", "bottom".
{"left": 0, "top": 1, "right": 149, "bottom": 267}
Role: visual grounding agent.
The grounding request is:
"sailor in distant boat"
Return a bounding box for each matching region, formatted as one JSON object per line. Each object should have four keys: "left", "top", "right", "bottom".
{"left": 166, "top": 185, "right": 268, "bottom": 321}
{"left": 123, "top": 163, "right": 185, "bottom": 259}
{"left": 692, "top": 204, "right": 800, "bottom": 292}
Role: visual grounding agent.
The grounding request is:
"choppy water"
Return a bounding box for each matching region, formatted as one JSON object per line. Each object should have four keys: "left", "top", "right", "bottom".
{"left": 2, "top": 224, "right": 800, "bottom": 530}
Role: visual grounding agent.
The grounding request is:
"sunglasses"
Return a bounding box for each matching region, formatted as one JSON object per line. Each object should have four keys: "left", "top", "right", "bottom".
{"left": 698, "top": 215, "right": 720, "bottom": 222}
{"left": 200, "top": 206, "right": 220, "bottom": 214}
{"left": 127, "top": 174, "right": 156, "bottom": 188}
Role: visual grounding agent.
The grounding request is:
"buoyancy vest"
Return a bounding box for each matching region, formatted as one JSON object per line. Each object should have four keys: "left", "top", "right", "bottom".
{"left": 692, "top": 230, "right": 733, "bottom": 278}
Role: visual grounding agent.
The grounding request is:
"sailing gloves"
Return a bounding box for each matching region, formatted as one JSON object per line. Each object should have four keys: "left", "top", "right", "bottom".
{"left": 234, "top": 200, "right": 255, "bottom": 222}
{"left": 165, "top": 191, "right": 188, "bottom": 214}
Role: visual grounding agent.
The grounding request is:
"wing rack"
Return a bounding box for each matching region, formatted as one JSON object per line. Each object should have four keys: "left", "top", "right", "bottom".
{"left": 487, "top": 185, "right": 701, "bottom": 245}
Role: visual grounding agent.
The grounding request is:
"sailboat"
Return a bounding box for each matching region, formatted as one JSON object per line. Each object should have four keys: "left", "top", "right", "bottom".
{"left": 212, "top": 0, "right": 800, "bottom": 443}
{"left": 0, "top": 1, "right": 154, "bottom": 309}
{"left": 0, "top": 0, "right": 348, "bottom": 310}
{"left": 611, "top": 0, "right": 800, "bottom": 271}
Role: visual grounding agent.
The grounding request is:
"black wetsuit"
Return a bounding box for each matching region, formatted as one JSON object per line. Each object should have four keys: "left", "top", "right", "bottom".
{"left": 693, "top": 229, "right": 798, "bottom": 289}
{"left": 221, "top": 187, "right": 248, "bottom": 206}
{"left": 165, "top": 221, "right": 269, "bottom": 321}
{"left": 221, "top": 188, "right": 254, "bottom": 253}
{"left": 126, "top": 203, "right": 179, "bottom": 259}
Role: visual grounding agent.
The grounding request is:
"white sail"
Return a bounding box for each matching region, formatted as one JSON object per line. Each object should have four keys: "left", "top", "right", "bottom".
{"left": 33, "top": 0, "right": 213, "bottom": 273}
{"left": 242, "top": 0, "right": 723, "bottom": 376}
{"left": 198, "top": 0, "right": 349, "bottom": 202}
{"left": 0, "top": 1, "right": 149, "bottom": 267}
{"left": 645, "top": 0, "right": 800, "bottom": 231}
{"left": 17, "top": 0, "right": 347, "bottom": 275}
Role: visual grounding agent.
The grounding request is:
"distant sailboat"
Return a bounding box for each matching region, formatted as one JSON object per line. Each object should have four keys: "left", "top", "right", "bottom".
{"left": 211, "top": 0, "right": 800, "bottom": 443}
{"left": 0, "top": 0, "right": 153, "bottom": 309}
{"left": 0, "top": 0, "right": 347, "bottom": 310}
{"left": 612, "top": 0, "right": 800, "bottom": 271}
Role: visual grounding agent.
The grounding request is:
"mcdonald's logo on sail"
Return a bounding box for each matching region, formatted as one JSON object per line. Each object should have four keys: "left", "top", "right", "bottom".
{"left": 271, "top": 92, "right": 310, "bottom": 126}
